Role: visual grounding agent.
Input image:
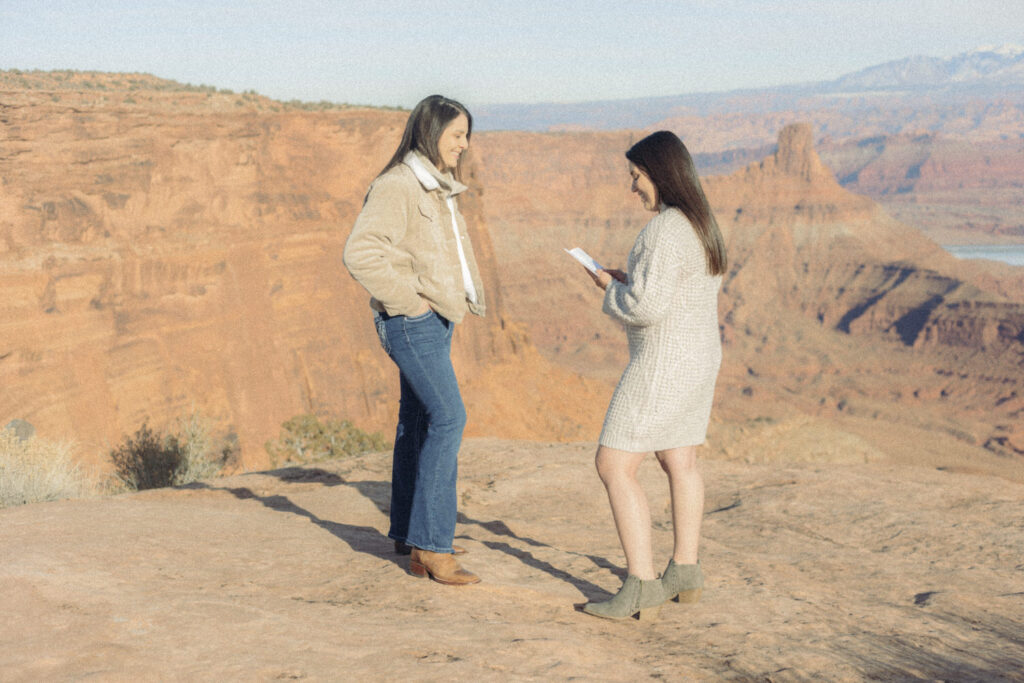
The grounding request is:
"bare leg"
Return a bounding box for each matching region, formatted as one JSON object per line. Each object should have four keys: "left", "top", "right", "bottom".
{"left": 595, "top": 446, "right": 656, "bottom": 580}
{"left": 655, "top": 446, "right": 703, "bottom": 564}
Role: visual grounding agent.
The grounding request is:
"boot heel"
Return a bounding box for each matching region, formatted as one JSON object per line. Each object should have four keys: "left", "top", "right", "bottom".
{"left": 583, "top": 576, "right": 666, "bottom": 621}
{"left": 636, "top": 604, "right": 662, "bottom": 622}
{"left": 408, "top": 549, "right": 480, "bottom": 585}
{"left": 673, "top": 588, "right": 702, "bottom": 604}
{"left": 662, "top": 560, "right": 703, "bottom": 605}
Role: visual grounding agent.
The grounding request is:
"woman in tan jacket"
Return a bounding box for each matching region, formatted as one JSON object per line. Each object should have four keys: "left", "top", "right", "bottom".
{"left": 343, "top": 95, "right": 485, "bottom": 585}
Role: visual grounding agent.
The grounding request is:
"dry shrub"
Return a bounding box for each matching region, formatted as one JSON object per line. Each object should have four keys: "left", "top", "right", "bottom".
{"left": 0, "top": 430, "right": 92, "bottom": 508}
{"left": 109, "top": 423, "right": 182, "bottom": 491}
{"left": 109, "top": 414, "right": 237, "bottom": 491}
{"left": 172, "top": 412, "right": 238, "bottom": 485}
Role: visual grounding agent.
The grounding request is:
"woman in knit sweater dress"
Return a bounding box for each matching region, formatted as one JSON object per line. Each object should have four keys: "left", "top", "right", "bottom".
{"left": 582, "top": 131, "right": 728, "bottom": 621}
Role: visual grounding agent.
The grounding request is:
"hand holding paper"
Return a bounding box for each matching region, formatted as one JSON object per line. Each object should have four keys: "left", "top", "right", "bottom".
{"left": 604, "top": 268, "right": 627, "bottom": 283}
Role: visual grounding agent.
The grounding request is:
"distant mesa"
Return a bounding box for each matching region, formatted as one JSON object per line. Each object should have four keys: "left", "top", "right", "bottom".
{"left": 768, "top": 123, "right": 830, "bottom": 182}
{"left": 704, "top": 122, "right": 876, "bottom": 227}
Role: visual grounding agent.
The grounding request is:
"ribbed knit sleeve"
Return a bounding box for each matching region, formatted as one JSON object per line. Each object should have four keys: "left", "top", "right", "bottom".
{"left": 602, "top": 209, "right": 701, "bottom": 327}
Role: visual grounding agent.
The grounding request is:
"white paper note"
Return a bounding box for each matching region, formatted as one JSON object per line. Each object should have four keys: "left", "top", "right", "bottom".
{"left": 564, "top": 247, "right": 603, "bottom": 274}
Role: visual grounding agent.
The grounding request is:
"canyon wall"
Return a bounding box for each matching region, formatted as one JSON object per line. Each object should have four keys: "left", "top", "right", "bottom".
{"left": 2, "top": 78, "right": 1021, "bottom": 475}
{"left": 818, "top": 134, "right": 1024, "bottom": 245}
{"left": 0, "top": 88, "right": 607, "bottom": 468}
{"left": 471, "top": 123, "right": 1024, "bottom": 463}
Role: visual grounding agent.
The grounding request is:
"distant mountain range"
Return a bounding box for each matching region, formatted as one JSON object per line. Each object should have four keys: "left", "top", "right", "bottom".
{"left": 826, "top": 44, "right": 1024, "bottom": 91}
{"left": 475, "top": 45, "right": 1024, "bottom": 132}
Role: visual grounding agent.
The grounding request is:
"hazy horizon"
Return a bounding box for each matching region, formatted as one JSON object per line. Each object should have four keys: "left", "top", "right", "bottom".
{"left": 2, "top": 1, "right": 1022, "bottom": 109}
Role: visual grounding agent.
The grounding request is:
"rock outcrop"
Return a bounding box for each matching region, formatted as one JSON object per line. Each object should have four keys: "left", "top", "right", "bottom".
{"left": 710, "top": 125, "right": 1023, "bottom": 355}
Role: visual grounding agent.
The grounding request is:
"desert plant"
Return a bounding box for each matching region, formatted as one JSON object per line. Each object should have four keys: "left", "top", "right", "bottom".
{"left": 109, "top": 423, "right": 183, "bottom": 491}
{"left": 171, "top": 412, "right": 236, "bottom": 485}
{"left": 109, "top": 414, "right": 237, "bottom": 491}
{"left": 0, "top": 430, "right": 91, "bottom": 508}
{"left": 265, "top": 414, "right": 389, "bottom": 467}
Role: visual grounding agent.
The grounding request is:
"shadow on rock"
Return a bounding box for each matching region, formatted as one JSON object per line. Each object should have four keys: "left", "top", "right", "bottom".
{"left": 458, "top": 511, "right": 625, "bottom": 599}
{"left": 195, "top": 467, "right": 625, "bottom": 596}
{"left": 189, "top": 480, "right": 404, "bottom": 569}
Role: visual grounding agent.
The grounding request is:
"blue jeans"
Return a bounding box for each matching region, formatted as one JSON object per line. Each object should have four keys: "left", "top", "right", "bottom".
{"left": 374, "top": 309, "right": 466, "bottom": 554}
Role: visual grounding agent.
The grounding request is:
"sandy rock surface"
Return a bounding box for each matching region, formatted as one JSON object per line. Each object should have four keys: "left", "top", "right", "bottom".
{"left": 3, "top": 438, "right": 1023, "bottom": 681}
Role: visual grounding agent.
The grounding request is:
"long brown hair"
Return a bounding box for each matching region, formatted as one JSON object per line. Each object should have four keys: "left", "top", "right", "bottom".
{"left": 379, "top": 94, "right": 472, "bottom": 180}
{"left": 626, "top": 131, "right": 727, "bottom": 275}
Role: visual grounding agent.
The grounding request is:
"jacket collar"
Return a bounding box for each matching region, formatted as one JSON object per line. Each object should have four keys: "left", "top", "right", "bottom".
{"left": 403, "top": 151, "right": 467, "bottom": 197}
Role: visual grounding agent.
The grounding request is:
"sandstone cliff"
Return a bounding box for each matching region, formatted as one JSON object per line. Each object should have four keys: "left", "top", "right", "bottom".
{"left": 710, "top": 125, "right": 1023, "bottom": 461}
{"left": 819, "top": 133, "right": 1024, "bottom": 245}
{"left": 0, "top": 86, "right": 606, "bottom": 469}
{"left": 2, "top": 77, "right": 1022, "bottom": 477}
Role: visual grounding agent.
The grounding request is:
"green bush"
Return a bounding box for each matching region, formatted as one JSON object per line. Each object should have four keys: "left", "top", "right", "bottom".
{"left": 0, "top": 429, "right": 92, "bottom": 508}
{"left": 265, "top": 414, "right": 389, "bottom": 467}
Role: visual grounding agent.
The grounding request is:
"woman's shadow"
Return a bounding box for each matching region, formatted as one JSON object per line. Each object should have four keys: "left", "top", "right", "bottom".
{"left": 187, "top": 467, "right": 404, "bottom": 570}
{"left": 189, "top": 466, "right": 619, "bottom": 600}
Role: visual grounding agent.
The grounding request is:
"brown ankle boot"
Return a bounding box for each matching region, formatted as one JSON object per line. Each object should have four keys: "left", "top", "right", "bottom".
{"left": 409, "top": 548, "right": 481, "bottom": 585}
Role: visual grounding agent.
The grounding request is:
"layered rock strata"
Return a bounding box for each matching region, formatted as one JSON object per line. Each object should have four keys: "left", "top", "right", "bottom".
{"left": 472, "top": 123, "right": 1024, "bottom": 466}
{"left": 2, "top": 78, "right": 1021, "bottom": 473}
{"left": 0, "top": 88, "right": 606, "bottom": 468}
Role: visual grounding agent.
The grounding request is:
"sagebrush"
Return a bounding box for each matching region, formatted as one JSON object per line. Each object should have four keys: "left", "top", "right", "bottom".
{"left": 265, "top": 414, "right": 389, "bottom": 466}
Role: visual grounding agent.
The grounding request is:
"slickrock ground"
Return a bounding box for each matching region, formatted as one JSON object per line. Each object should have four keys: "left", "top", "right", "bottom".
{"left": 4, "top": 438, "right": 1023, "bottom": 681}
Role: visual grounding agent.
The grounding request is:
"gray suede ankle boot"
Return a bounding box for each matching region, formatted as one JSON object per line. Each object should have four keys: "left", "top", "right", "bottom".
{"left": 661, "top": 559, "right": 703, "bottom": 603}
{"left": 583, "top": 575, "right": 666, "bottom": 621}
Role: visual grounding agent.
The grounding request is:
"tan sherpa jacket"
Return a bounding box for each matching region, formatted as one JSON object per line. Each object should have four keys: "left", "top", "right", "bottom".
{"left": 343, "top": 151, "right": 486, "bottom": 323}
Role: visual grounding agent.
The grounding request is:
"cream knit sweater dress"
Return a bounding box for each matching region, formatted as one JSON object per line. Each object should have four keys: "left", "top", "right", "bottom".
{"left": 599, "top": 207, "right": 722, "bottom": 452}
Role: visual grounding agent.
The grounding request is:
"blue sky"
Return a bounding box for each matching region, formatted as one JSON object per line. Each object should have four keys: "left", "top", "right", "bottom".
{"left": 1, "top": 0, "right": 1021, "bottom": 107}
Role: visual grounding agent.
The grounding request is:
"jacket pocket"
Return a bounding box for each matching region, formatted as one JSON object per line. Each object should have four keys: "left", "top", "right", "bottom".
{"left": 416, "top": 199, "right": 438, "bottom": 222}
